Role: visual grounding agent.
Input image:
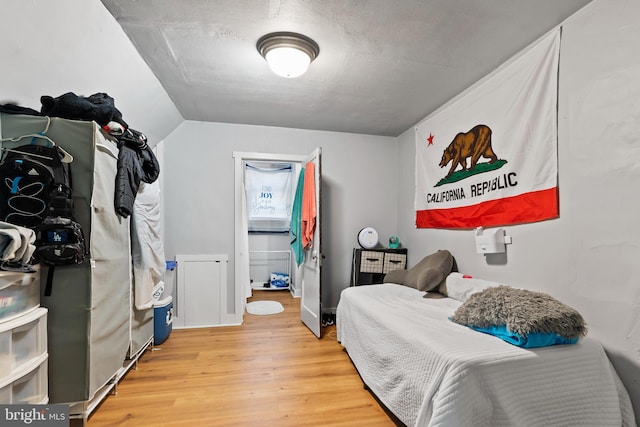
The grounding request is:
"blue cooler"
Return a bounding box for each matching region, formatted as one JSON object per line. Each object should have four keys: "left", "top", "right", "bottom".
{"left": 154, "top": 296, "right": 173, "bottom": 345}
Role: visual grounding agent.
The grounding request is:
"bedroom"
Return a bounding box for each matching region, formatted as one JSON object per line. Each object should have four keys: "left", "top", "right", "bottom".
{"left": 0, "top": 0, "right": 638, "bottom": 425}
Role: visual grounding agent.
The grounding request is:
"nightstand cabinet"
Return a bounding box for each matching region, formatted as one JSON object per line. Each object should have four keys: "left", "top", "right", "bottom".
{"left": 350, "top": 248, "right": 408, "bottom": 286}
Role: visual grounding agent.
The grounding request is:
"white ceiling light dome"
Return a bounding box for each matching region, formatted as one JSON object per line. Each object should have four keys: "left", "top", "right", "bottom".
{"left": 257, "top": 32, "right": 319, "bottom": 78}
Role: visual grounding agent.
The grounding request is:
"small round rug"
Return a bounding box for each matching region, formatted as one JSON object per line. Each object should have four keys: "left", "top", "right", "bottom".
{"left": 246, "top": 300, "right": 284, "bottom": 315}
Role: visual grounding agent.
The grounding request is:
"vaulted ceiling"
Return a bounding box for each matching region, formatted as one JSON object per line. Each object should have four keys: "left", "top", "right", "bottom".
{"left": 101, "top": 0, "right": 591, "bottom": 137}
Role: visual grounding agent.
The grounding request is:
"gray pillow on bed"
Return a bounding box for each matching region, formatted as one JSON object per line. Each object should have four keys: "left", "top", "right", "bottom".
{"left": 450, "top": 285, "right": 588, "bottom": 339}
{"left": 384, "top": 250, "right": 454, "bottom": 292}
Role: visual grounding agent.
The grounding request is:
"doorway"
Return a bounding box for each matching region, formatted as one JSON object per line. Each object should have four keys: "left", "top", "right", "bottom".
{"left": 233, "top": 150, "right": 322, "bottom": 336}
{"left": 245, "top": 160, "right": 296, "bottom": 294}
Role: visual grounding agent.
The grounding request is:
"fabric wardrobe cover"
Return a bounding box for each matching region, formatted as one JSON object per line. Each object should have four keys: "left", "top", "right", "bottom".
{"left": 0, "top": 113, "right": 151, "bottom": 404}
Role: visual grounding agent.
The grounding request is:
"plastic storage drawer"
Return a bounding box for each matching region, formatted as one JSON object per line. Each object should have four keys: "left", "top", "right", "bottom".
{"left": 0, "top": 308, "right": 47, "bottom": 378}
{"left": 0, "top": 353, "right": 48, "bottom": 404}
{"left": 0, "top": 268, "right": 40, "bottom": 323}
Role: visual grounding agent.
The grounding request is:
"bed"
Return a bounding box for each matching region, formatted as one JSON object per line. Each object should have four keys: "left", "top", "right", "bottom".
{"left": 336, "top": 282, "right": 636, "bottom": 427}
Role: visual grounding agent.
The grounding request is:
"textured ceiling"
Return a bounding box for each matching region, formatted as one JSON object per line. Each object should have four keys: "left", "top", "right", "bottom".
{"left": 100, "top": 0, "right": 591, "bottom": 137}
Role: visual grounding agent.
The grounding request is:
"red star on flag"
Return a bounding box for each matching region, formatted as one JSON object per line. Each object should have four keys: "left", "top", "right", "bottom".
{"left": 427, "top": 133, "right": 434, "bottom": 146}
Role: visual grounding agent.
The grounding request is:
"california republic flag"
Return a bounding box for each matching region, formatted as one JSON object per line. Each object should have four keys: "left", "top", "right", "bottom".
{"left": 415, "top": 28, "right": 560, "bottom": 229}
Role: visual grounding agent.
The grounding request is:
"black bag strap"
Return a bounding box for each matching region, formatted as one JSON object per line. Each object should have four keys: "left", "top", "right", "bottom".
{"left": 40, "top": 147, "right": 76, "bottom": 297}
{"left": 50, "top": 146, "right": 68, "bottom": 186}
{"left": 46, "top": 147, "right": 75, "bottom": 219}
{"left": 44, "top": 265, "right": 55, "bottom": 297}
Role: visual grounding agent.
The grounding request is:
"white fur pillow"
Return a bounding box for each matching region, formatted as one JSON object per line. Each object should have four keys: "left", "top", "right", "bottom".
{"left": 444, "top": 272, "right": 504, "bottom": 302}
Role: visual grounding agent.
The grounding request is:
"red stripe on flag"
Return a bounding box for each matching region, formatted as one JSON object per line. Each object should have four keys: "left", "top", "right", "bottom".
{"left": 416, "top": 187, "right": 558, "bottom": 229}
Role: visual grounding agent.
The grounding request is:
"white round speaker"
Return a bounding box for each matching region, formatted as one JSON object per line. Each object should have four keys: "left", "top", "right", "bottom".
{"left": 358, "top": 227, "right": 379, "bottom": 249}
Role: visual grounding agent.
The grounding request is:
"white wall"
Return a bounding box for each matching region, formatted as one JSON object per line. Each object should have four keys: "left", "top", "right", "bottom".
{"left": 0, "top": 0, "right": 182, "bottom": 144}
{"left": 396, "top": 0, "right": 640, "bottom": 413}
{"left": 162, "top": 120, "right": 397, "bottom": 312}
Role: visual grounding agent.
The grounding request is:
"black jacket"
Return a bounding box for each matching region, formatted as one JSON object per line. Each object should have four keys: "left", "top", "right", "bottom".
{"left": 114, "top": 130, "right": 160, "bottom": 218}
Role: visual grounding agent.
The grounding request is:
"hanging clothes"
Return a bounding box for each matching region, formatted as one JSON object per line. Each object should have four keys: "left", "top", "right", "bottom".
{"left": 131, "top": 180, "right": 166, "bottom": 310}
{"left": 114, "top": 129, "right": 160, "bottom": 218}
{"left": 301, "top": 162, "right": 316, "bottom": 250}
{"left": 290, "top": 167, "right": 305, "bottom": 266}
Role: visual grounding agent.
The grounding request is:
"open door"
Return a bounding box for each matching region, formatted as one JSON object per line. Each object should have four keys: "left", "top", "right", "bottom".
{"left": 300, "top": 148, "right": 322, "bottom": 337}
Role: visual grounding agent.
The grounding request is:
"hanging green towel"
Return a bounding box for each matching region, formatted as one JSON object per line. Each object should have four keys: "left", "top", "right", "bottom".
{"left": 290, "top": 167, "right": 305, "bottom": 266}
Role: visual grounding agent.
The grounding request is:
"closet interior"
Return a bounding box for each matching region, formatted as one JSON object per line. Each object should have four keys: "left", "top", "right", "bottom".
{"left": 245, "top": 161, "right": 297, "bottom": 295}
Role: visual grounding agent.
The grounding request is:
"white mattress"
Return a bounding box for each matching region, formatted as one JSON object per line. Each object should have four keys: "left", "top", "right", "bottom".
{"left": 337, "top": 284, "right": 636, "bottom": 427}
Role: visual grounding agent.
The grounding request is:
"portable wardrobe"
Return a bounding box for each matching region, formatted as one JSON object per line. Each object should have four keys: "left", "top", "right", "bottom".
{"left": 0, "top": 113, "right": 153, "bottom": 418}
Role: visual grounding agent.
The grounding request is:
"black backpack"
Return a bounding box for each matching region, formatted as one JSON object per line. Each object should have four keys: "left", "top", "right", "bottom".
{"left": 0, "top": 144, "right": 86, "bottom": 295}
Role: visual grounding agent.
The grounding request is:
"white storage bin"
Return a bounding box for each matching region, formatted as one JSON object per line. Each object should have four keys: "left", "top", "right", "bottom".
{"left": 0, "top": 353, "right": 48, "bottom": 404}
{"left": 359, "top": 251, "right": 384, "bottom": 273}
{"left": 0, "top": 267, "right": 40, "bottom": 323}
{"left": 0, "top": 308, "right": 47, "bottom": 378}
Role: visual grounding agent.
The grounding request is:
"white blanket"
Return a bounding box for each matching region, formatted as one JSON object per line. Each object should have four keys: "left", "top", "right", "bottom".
{"left": 445, "top": 272, "right": 504, "bottom": 301}
{"left": 337, "top": 284, "right": 635, "bottom": 427}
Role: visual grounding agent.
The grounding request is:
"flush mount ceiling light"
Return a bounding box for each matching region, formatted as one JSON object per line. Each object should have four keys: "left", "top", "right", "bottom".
{"left": 257, "top": 32, "right": 319, "bottom": 78}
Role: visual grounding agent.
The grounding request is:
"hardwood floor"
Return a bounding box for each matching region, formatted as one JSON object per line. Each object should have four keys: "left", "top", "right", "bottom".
{"left": 87, "top": 290, "right": 396, "bottom": 426}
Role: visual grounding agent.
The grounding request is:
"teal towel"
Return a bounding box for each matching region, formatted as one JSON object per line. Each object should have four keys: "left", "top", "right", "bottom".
{"left": 463, "top": 323, "right": 579, "bottom": 348}
{"left": 290, "top": 167, "right": 305, "bottom": 266}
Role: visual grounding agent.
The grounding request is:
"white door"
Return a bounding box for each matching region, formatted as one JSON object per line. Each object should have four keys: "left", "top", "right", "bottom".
{"left": 300, "top": 148, "right": 322, "bottom": 337}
